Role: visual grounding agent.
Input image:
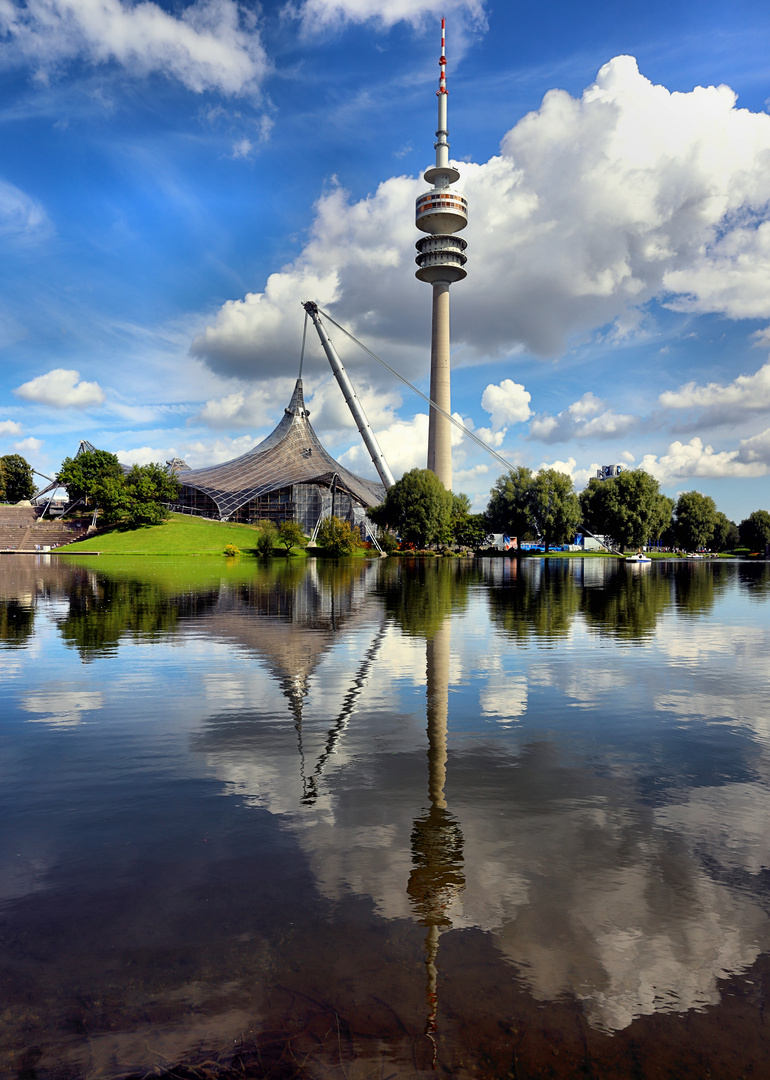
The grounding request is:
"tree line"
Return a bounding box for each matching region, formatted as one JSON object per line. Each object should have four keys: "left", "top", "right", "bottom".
{"left": 5, "top": 445, "right": 768, "bottom": 552}
{"left": 372, "top": 465, "right": 770, "bottom": 553}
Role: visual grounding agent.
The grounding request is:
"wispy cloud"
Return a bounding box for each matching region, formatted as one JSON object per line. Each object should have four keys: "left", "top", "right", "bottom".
{"left": 0, "top": 0, "right": 269, "bottom": 95}
{"left": 0, "top": 176, "right": 50, "bottom": 239}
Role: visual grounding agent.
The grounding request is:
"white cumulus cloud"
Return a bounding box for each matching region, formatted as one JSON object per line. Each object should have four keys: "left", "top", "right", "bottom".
{"left": 14, "top": 437, "right": 43, "bottom": 456}
{"left": 529, "top": 392, "right": 636, "bottom": 443}
{"left": 193, "top": 379, "right": 297, "bottom": 429}
{"left": 640, "top": 436, "right": 769, "bottom": 483}
{"left": 659, "top": 361, "right": 770, "bottom": 422}
{"left": 339, "top": 413, "right": 428, "bottom": 480}
{"left": 114, "top": 434, "right": 257, "bottom": 468}
{"left": 534, "top": 456, "right": 595, "bottom": 485}
{"left": 0, "top": 420, "right": 23, "bottom": 437}
{"left": 14, "top": 368, "right": 105, "bottom": 408}
{"left": 481, "top": 378, "right": 531, "bottom": 429}
{"left": 736, "top": 426, "right": 770, "bottom": 466}
{"left": 192, "top": 56, "right": 770, "bottom": 389}
{"left": 0, "top": 0, "right": 268, "bottom": 95}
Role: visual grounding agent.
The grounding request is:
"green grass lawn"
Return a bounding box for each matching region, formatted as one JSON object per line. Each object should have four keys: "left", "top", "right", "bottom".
{"left": 58, "top": 513, "right": 298, "bottom": 556}
{"left": 63, "top": 553, "right": 312, "bottom": 592}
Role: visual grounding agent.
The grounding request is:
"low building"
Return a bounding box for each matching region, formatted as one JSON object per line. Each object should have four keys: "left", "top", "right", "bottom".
{"left": 596, "top": 464, "right": 625, "bottom": 480}
{"left": 172, "top": 379, "right": 385, "bottom": 533}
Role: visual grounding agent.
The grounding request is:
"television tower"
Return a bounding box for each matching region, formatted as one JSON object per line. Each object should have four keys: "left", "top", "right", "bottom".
{"left": 415, "top": 18, "right": 468, "bottom": 491}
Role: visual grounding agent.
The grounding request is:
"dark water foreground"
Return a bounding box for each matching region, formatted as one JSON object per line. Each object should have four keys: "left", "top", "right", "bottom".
{"left": 1, "top": 554, "right": 769, "bottom": 1079}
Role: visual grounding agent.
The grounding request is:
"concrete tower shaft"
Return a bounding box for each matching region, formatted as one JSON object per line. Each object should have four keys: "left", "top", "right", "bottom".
{"left": 415, "top": 18, "right": 467, "bottom": 490}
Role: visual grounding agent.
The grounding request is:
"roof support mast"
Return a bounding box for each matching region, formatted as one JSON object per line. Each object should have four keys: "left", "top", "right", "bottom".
{"left": 303, "top": 301, "right": 395, "bottom": 489}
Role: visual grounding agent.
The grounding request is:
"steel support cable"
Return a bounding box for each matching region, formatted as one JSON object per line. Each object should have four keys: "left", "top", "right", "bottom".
{"left": 315, "top": 306, "right": 519, "bottom": 477}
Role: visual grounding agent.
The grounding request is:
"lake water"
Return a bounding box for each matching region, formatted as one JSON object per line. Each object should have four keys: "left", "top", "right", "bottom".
{"left": 1, "top": 554, "right": 769, "bottom": 1079}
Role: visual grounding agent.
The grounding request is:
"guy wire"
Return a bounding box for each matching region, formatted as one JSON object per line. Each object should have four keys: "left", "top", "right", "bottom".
{"left": 316, "top": 306, "right": 518, "bottom": 477}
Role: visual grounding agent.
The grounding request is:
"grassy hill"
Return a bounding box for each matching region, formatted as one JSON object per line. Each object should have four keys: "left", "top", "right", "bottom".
{"left": 58, "top": 513, "right": 282, "bottom": 556}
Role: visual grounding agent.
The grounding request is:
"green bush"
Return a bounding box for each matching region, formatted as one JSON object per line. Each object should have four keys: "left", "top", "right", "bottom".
{"left": 376, "top": 529, "right": 399, "bottom": 553}
{"left": 223, "top": 544, "right": 240, "bottom": 557}
{"left": 277, "top": 520, "right": 308, "bottom": 555}
{"left": 317, "top": 516, "right": 361, "bottom": 556}
{"left": 255, "top": 520, "right": 278, "bottom": 557}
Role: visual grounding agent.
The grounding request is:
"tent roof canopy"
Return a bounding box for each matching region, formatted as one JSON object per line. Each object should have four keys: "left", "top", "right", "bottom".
{"left": 179, "top": 379, "right": 385, "bottom": 519}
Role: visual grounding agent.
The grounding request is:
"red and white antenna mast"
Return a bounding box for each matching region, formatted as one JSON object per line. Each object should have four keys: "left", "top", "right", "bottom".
{"left": 414, "top": 18, "right": 468, "bottom": 490}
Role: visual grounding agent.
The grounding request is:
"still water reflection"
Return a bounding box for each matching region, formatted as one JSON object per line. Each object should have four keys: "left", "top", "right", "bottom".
{"left": 1, "top": 555, "right": 769, "bottom": 1078}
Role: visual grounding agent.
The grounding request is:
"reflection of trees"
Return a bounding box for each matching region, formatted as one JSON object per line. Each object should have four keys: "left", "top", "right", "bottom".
{"left": 737, "top": 562, "right": 770, "bottom": 599}
{"left": 380, "top": 558, "right": 478, "bottom": 638}
{"left": 581, "top": 566, "right": 672, "bottom": 640}
{"left": 671, "top": 562, "right": 727, "bottom": 618}
{"left": 487, "top": 560, "right": 580, "bottom": 641}
{"left": 0, "top": 600, "right": 34, "bottom": 648}
{"left": 486, "top": 560, "right": 724, "bottom": 643}
{"left": 57, "top": 576, "right": 219, "bottom": 661}
{"left": 235, "top": 557, "right": 375, "bottom": 630}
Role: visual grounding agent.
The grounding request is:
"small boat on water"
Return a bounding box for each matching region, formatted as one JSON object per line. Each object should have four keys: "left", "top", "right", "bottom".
{"left": 626, "top": 552, "right": 651, "bottom": 563}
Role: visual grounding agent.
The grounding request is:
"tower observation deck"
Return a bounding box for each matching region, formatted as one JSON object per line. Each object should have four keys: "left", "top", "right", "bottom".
{"left": 415, "top": 18, "right": 467, "bottom": 490}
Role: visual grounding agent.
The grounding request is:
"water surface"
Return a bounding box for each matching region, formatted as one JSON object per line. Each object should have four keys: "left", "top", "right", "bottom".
{"left": 1, "top": 555, "right": 769, "bottom": 1078}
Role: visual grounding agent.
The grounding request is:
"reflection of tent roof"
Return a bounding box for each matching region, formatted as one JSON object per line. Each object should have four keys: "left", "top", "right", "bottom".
{"left": 185, "top": 562, "right": 387, "bottom": 803}
{"left": 178, "top": 379, "right": 385, "bottom": 520}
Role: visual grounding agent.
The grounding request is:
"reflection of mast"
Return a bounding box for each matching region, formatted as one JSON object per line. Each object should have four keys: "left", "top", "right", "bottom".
{"left": 407, "top": 619, "right": 464, "bottom": 1067}
{"left": 293, "top": 620, "right": 388, "bottom": 804}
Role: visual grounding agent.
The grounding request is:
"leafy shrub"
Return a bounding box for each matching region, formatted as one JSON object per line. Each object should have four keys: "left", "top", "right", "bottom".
{"left": 317, "top": 516, "right": 361, "bottom": 556}
{"left": 224, "top": 544, "right": 240, "bottom": 557}
{"left": 376, "top": 529, "right": 399, "bottom": 553}
{"left": 277, "top": 520, "right": 308, "bottom": 555}
{"left": 255, "top": 520, "right": 278, "bottom": 557}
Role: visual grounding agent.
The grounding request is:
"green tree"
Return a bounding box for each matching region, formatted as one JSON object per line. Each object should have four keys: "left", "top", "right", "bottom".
{"left": 0, "top": 458, "right": 6, "bottom": 502}
{"left": 580, "top": 470, "right": 672, "bottom": 549}
{"left": 92, "top": 474, "right": 130, "bottom": 524}
{"left": 0, "top": 454, "right": 35, "bottom": 502}
{"left": 255, "top": 519, "right": 278, "bottom": 557}
{"left": 450, "top": 493, "right": 488, "bottom": 548}
{"left": 277, "top": 520, "right": 307, "bottom": 556}
{"left": 526, "top": 469, "right": 581, "bottom": 552}
{"left": 739, "top": 509, "right": 770, "bottom": 551}
{"left": 93, "top": 463, "right": 179, "bottom": 527}
{"left": 712, "top": 511, "right": 739, "bottom": 552}
{"left": 57, "top": 449, "right": 124, "bottom": 507}
{"left": 485, "top": 466, "right": 534, "bottom": 540}
{"left": 370, "top": 469, "right": 453, "bottom": 549}
{"left": 125, "top": 463, "right": 179, "bottom": 525}
{"left": 674, "top": 491, "right": 717, "bottom": 550}
{"left": 317, "top": 515, "right": 361, "bottom": 556}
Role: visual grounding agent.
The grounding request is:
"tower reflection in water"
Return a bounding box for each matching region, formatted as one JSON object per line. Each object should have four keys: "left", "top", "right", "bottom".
{"left": 407, "top": 618, "right": 464, "bottom": 1067}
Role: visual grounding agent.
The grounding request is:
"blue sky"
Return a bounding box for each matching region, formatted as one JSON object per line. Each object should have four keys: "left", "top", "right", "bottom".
{"left": 2, "top": 0, "right": 770, "bottom": 522}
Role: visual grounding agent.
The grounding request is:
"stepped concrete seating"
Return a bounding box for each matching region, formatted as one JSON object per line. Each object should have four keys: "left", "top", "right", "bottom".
{"left": 27, "top": 520, "right": 91, "bottom": 549}
{"left": 0, "top": 506, "right": 90, "bottom": 549}
{"left": 0, "top": 506, "right": 38, "bottom": 549}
